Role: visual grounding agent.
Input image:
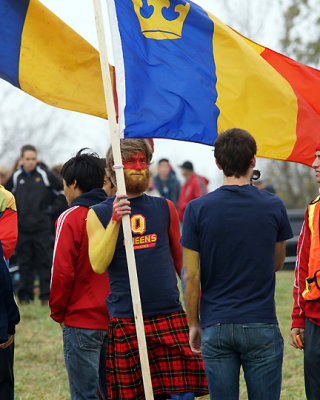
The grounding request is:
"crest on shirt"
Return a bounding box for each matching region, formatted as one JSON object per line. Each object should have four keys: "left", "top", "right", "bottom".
{"left": 124, "top": 214, "right": 158, "bottom": 250}
{"left": 131, "top": 214, "right": 146, "bottom": 235}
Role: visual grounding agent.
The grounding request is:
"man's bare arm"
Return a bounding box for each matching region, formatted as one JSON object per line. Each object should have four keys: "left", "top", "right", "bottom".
{"left": 274, "top": 240, "right": 286, "bottom": 271}
{"left": 183, "top": 247, "right": 201, "bottom": 354}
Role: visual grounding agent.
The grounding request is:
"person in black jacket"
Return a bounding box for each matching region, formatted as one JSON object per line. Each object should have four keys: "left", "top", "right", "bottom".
{"left": 0, "top": 185, "right": 20, "bottom": 400}
{"left": 0, "top": 246, "right": 20, "bottom": 400}
{"left": 6, "top": 144, "right": 66, "bottom": 305}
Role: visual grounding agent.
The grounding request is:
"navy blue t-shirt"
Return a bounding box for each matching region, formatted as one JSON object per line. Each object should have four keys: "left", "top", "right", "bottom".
{"left": 181, "top": 185, "right": 293, "bottom": 328}
{"left": 93, "top": 194, "right": 181, "bottom": 318}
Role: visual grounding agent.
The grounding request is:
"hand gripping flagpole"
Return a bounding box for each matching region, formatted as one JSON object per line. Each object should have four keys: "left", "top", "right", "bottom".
{"left": 92, "top": 1, "right": 154, "bottom": 399}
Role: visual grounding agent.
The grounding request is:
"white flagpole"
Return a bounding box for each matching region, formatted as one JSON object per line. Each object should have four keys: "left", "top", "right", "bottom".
{"left": 92, "top": 1, "right": 154, "bottom": 399}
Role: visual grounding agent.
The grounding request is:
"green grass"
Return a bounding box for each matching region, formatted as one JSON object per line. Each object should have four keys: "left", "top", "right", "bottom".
{"left": 14, "top": 270, "right": 304, "bottom": 399}
{"left": 15, "top": 303, "right": 69, "bottom": 400}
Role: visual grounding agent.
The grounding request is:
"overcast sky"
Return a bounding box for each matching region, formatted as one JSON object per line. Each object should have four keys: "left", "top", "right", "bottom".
{"left": 0, "top": 0, "right": 287, "bottom": 189}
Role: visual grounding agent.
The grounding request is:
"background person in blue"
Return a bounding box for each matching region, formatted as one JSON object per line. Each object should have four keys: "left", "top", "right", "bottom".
{"left": 181, "top": 128, "right": 293, "bottom": 400}
{"left": 154, "top": 159, "right": 180, "bottom": 208}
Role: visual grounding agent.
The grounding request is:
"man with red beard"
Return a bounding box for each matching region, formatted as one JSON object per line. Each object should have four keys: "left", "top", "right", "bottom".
{"left": 86, "top": 139, "right": 208, "bottom": 400}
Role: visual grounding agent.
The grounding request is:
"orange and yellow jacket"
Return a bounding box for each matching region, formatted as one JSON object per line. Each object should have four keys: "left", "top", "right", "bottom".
{"left": 0, "top": 185, "right": 17, "bottom": 260}
{"left": 292, "top": 196, "right": 320, "bottom": 329}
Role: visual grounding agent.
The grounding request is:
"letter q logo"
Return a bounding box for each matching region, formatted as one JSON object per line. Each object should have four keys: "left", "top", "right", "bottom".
{"left": 131, "top": 215, "right": 146, "bottom": 235}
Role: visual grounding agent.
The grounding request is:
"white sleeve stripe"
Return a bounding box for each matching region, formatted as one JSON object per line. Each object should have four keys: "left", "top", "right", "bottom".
{"left": 54, "top": 206, "right": 79, "bottom": 257}
{"left": 50, "top": 206, "right": 79, "bottom": 288}
{"left": 11, "top": 170, "right": 22, "bottom": 193}
{"left": 53, "top": 189, "right": 64, "bottom": 196}
{"left": 36, "top": 166, "right": 50, "bottom": 187}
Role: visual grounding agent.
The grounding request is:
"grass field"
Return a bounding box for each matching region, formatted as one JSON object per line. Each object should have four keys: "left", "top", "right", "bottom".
{"left": 14, "top": 270, "right": 304, "bottom": 400}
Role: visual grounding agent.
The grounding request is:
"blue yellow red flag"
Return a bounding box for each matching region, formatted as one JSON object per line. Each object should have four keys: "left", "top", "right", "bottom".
{"left": 0, "top": 0, "right": 116, "bottom": 119}
{"left": 108, "top": 0, "right": 320, "bottom": 166}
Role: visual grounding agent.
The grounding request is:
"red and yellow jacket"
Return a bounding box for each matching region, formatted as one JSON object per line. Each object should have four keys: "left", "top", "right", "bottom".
{"left": 0, "top": 185, "right": 17, "bottom": 260}
{"left": 0, "top": 185, "right": 19, "bottom": 342}
{"left": 292, "top": 196, "right": 320, "bottom": 328}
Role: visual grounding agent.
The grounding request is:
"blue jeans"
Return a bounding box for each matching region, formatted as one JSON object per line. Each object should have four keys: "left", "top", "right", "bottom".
{"left": 171, "top": 393, "right": 194, "bottom": 399}
{"left": 304, "top": 318, "right": 320, "bottom": 400}
{"left": 201, "top": 323, "right": 283, "bottom": 400}
{"left": 63, "top": 326, "right": 108, "bottom": 400}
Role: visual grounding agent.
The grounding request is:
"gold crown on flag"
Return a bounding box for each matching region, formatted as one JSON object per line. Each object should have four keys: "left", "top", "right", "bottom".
{"left": 133, "top": 0, "right": 190, "bottom": 40}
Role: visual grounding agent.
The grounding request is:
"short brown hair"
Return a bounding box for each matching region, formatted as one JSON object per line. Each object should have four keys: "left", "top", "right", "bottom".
{"left": 214, "top": 128, "right": 257, "bottom": 178}
{"left": 20, "top": 144, "right": 37, "bottom": 157}
{"left": 106, "top": 139, "right": 153, "bottom": 185}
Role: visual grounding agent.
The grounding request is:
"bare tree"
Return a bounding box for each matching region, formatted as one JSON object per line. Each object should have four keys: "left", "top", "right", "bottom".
{"left": 220, "top": 0, "right": 275, "bottom": 39}
{"left": 0, "top": 83, "right": 76, "bottom": 169}
{"left": 264, "top": 160, "right": 316, "bottom": 208}
{"left": 280, "top": 0, "right": 320, "bottom": 67}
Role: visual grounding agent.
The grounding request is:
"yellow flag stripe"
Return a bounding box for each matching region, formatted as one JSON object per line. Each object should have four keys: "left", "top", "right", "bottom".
{"left": 19, "top": 0, "right": 109, "bottom": 119}
{"left": 210, "top": 13, "right": 298, "bottom": 160}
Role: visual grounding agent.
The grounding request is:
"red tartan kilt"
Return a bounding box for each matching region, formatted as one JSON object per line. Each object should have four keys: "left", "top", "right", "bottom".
{"left": 106, "top": 309, "right": 208, "bottom": 399}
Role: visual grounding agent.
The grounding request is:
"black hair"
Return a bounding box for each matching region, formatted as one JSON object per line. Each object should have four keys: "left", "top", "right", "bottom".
{"left": 214, "top": 128, "right": 257, "bottom": 178}
{"left": 99, "top": 158, "right": 115, "bottom": 189}
{"left": 21, "top": 144, "right": 37, "bottom": 157}
{"left": 61, "top": 148, "right": 105, "bottom": 193}
{"left": 99, "top": 158, "right": 107, "bottom": 169}
{"left": 106, "top": 175, "right": 115, "bottom": 189}
{"left": 158, "top": 158, "right": 169, "bottom": 164}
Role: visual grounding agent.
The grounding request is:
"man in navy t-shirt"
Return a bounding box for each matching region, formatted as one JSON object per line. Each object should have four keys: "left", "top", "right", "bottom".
{"left": 181, "top": 128, "right": 293, "bottom": 400}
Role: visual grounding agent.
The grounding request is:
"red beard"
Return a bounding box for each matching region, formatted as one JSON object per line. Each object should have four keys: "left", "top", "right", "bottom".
{"left": 124, "top": 169, "right": 150, "bottom": 195}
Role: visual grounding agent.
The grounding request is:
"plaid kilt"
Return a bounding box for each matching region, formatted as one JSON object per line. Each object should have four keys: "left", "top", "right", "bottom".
{"left": 106, "top": 309, "right": 208, "bottom": 399}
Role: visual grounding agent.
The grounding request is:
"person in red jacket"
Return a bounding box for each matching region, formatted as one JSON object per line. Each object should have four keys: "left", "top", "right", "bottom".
{"left": 49, "top": 150, "right": 109, "bottom": 400}
{"left": 177, "top": 161, "right": 208, "bottom": 222}
{"left": 291, "top": 144, "right": 320, "bottom": 399}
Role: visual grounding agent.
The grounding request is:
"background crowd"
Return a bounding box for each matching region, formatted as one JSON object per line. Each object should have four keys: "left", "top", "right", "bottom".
{"left": 0, "top": 141, "right": 282, "bottom": 400}
{"left": 0, "top": 143, "right": 212, "bottom": 399}
{"left": 0, "top": 150, "right": 212, "bottom": 309}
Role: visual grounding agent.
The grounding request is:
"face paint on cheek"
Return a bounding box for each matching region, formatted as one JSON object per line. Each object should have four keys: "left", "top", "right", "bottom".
{"left": 123, "top": 152, "right": 147, "bottom": 170}
{"left": 124, "top": 169, "right": 148, "bottom": 181}
{"left": 125, "top": 169, "right": 150, "bottom": 195}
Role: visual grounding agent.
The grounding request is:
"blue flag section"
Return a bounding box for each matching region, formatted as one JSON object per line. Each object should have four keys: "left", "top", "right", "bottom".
{"left": 0, "top": 0, "right": 30, "bottom": 87}
{"left": 109, "top": 0, "right": 220, "bottom": 145}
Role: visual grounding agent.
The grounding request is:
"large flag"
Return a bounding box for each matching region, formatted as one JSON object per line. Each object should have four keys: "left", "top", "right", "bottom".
{"left": 107, "top": 0, "right": 320, "bottom": 166}
{"left": 0, "top": 0, "right": 116, "bottom": 119}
